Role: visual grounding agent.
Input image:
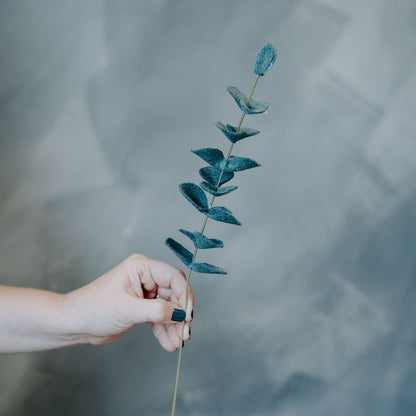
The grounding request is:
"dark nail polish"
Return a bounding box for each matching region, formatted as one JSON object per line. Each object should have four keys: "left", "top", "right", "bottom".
{"left": 182, "top": 340, "right": 185, "bottom": 348}
{"left": 191, "top": 310, "right": 194, "bottom": 319}
{"left": 171, "top": 308, "right": 186, "bottom": 322}
{"left": 189, "top": 327, "right": 191, "bottom": 337}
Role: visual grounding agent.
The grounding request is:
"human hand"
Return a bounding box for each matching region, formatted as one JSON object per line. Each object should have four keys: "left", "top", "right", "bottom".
{"left": 64, "top": 254, "right": 193, "bottom": 351}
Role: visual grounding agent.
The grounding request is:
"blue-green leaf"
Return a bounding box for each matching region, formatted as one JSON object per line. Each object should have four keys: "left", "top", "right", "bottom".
{"left": 199, "top": 167, "right": 234, "bottom": 187}
{"left": 254, "top": 43, "right": 277, "bottom": 76}
{"left": 200, "top": 181, "right": 238, "bottom": 196}
{"left": 165, "top": 238, "right": 193, "bottom": 268}
{"left": 225, "top": 156, "right": 260, "bottom": 172}
{"left": 179, "top": 183, "right": 208, "bottom": 212}
{"left": 165, "top": 238, "right": 227, "bottom": 275}
{"left": 227, "top": 86, "right": 269, "bottom": 114}
{"left": 193, "top": 148, "right": 260, "bottom": 173}
{"left": 207, "top": 206, "right": 241, "bottom": 225}
{"left": 215, "top": 122, "right": 260, "bottom": 143}
{"left": 179, "top": 184, "right": 240, "bottom": 224}
{"left": 179, "top": 229, "right": 224, "bottom": 249}
{"left": 192, "top": 148, "right": 226, "bottom": 170}
{"left": 191, "top": 262, "right": 227, "bottom": 275}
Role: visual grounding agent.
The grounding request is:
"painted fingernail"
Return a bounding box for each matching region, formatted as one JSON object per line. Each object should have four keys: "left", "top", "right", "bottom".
{"left": 182, "top": 340, "right": 185, "bottom": 348}
{"left": 189, "top": 327, "right": 191, "bottom": 337}
{"left": 191, "top": 310, "right": 194, "bottom": 319}
{"left": 171, "top": 308, "right": 186, "bottom": 322}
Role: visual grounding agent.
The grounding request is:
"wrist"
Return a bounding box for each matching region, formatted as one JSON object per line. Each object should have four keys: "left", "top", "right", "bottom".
{"left": 61, "top": 290, "right": 90, "bottom": 346}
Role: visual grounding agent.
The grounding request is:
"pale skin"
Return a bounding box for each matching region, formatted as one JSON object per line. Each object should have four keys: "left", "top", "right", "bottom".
{"left": 0, "top": 254, "right": 193, "bottom": 354}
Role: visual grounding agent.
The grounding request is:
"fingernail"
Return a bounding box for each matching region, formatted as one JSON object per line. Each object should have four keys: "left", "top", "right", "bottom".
{"left": 189, "top": 327, "right": 191, "bottom": 337}
{"left": 171, "top": 308, "right": 186, "bottom": 322}
{"left": 182, "top": 340, "right": 185, "bottom": 348}
{"left": 191, "top": 310, "right": 194, "bottom": 319}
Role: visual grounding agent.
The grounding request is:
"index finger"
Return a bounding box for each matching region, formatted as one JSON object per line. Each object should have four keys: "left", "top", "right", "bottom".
{"left": 139, "top": 256, "right": 194, "bottom": 318}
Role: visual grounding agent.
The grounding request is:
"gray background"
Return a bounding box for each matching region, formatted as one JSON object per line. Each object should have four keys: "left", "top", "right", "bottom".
{"left": 1, "top": 0, "right": 416, "bottom": 415}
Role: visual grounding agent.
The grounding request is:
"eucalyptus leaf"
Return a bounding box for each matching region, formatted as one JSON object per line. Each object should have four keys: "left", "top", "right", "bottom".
{"left": 227, "top": 86, "right": 269, "bottom": 114}
{"left": 192, "top": 148, "right": 226, "bottom": 170}
{"left": 199, "top": 166, "right": 234, "bottom": 187}
{"left": 254, "top": 43, "right": 277, "bottom": 76}
{"left": 200, "top": 181, "right": 238, "bottom": 196}
{"left": 191, "top": 262, "right": 227, "bottom": 275}
{"left": 206, "top": 206, "right": 241, "bottom": 225}
{"left": 179, "top": 229, "right": 224, "bottom": 249}
{"left": 224, "top": 156, "right": 260, "bottom": 172}
{"left": 165, "top": 237, "right": 227, "bottom": 274}
{"left": 215, "top": 122, "right": 260, "bottom": 143}
{"left": 165, "top": 238, "right": 193, "bottom": 268}
{"left": 179, "top": 183, "right": 208, "bottom": 212}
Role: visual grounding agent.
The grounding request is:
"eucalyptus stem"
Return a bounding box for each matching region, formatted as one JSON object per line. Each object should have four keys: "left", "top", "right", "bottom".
{"left": 170, "top": 74, "right": 261, "bottom": 416}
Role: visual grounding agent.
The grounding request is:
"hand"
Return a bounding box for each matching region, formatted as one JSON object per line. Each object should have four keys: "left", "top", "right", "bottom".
{"left": 65, "top": 254, "right": 194, "bottom": 351}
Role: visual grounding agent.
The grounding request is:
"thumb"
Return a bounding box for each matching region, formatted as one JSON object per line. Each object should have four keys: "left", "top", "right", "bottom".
{"left": 129, "top": 298, "right": 186, "bottom": 324}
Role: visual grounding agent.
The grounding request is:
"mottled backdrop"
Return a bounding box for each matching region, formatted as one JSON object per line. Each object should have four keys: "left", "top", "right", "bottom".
{"left": 1, "top": 1, "right": 416, "bottom": 415}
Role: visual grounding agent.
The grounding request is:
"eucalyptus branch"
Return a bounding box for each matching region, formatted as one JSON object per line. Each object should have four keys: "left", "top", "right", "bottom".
{"left": 166, "top": 43, "right": 277, "bottom": 416}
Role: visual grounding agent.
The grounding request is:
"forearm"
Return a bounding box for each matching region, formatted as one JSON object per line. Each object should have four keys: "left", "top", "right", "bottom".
{"left": 0, "top": 285, "right": 85, "bottom": 353}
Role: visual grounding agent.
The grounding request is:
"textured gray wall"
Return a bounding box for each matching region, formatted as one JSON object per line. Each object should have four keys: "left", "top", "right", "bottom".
{"left": 1, "top": 0, "right": 416, "bottom": 415}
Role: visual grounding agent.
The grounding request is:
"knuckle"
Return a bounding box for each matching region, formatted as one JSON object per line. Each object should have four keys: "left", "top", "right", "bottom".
{"left": 124, "top": 253, "right": 148, "bottom": 269}
{"left": 128, "top": 253, "right": 146, "bottom": 262}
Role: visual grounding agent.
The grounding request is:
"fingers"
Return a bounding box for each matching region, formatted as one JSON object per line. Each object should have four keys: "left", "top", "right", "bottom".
{"left": 150, "top": 323, "right": 177, "bottom": 352}
{"left": 149, "top": 322, "right": 191, "bottom": 352}
{"left": 121, "top": 254, "right": 194, "bottom": 352}
{"left": 127, "top": 297, "right": 188, "bottom": 324}
{"left": 137, "top": 297, "right": 191, "bottom": 351}
{"left": 129, "top": 254, "right": 195, "bottom": 321}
